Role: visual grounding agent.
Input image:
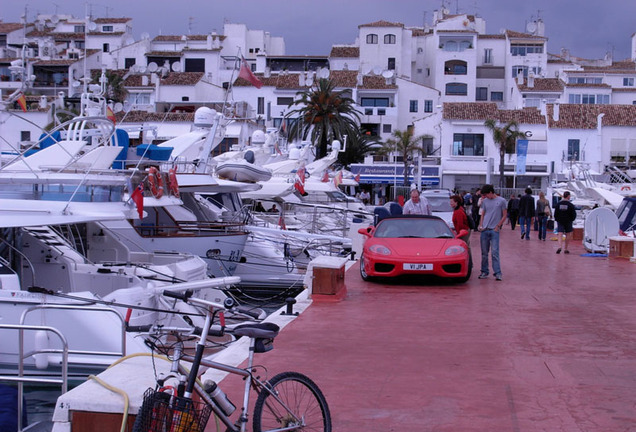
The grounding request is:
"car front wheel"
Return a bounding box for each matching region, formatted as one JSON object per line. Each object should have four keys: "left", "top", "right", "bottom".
{"left": 359, "top": 253, "right": 373, "bottom": 281}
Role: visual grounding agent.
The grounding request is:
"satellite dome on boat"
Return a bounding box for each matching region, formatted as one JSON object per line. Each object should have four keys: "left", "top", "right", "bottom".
{"left": 288, "top": 146, "right": 301, "bottom": 160}
{"left": 251, "top": 130, "right": 266, "bottom": 144}
{"left": 194, "top": 107, "right": 217, "bottom": 128}
{"left": 331, "top": 140, "right": 341, "bottom": 152}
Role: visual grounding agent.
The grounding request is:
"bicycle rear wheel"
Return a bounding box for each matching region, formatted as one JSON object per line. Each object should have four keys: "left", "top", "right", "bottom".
{"left": 253, "top": 371, "right": 331, "bottom": 432}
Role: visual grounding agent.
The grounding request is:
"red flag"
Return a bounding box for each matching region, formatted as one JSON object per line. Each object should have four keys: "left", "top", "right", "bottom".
{"left": 321, "top": 171, "right": 329, "bottom": 182}
{"left": 131, "top": 183, "right": 144, "bottom": 219}
{"left": 106, "top": 106, "right": 116, "bottom": 124}
{"left": 294, "top": 166, "right": 306, "bottom": 195}
{"left": 238, "top": 56, "right": 263, "bottom": 89}
{"left": 274, "top": 140, "right": 283, "bottom": 156}
{"left": 333, "top": 171, "right": 343, "bottom": 188}
{"left": 278, "top": 213, "right": 286, "bottom": 230}
{"left": 354, "top": 173, "right": 361, "bottom": 183}
{"left": 16, "top": 92, "right": 27, "bottom": 112}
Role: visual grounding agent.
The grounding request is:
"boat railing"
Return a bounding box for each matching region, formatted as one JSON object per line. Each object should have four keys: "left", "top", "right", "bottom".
{"left": 135, "top": 221, "right": 247, "bottom": 237}
{"left": 0, "top": 323, "right": 69, "bottom": 432}
{"left": 20, "top": 304, "right": 128, "bottom": 364}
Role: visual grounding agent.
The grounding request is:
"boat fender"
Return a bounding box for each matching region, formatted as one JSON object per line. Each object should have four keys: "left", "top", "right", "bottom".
{"left": 33, "top": 330, "right": 50, "bottom": 370}
{"left": 621, "top": 185, "right": 631, "bottom": 191}
{"left": 244, "top": 150, "right": 255, "bottom": 164}
{"left": 148, "top": 167, "right": 164, "bottom": 198}
{"left": 168, "top": 168, "right": 180, "bottom": 198}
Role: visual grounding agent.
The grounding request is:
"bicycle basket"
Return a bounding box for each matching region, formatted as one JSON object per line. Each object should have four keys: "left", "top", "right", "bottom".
{"left": 134, "top": 387, "right": 212, "bottom": 432}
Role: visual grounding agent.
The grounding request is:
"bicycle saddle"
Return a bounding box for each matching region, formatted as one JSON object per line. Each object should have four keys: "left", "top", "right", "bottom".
{"left": 233, "top": 322, "right": 280, "bottom": 339}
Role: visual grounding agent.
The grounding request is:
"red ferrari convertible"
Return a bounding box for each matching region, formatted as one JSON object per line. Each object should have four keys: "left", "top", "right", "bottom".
{"left": 358, "top": 215, "right": 471, "bottom": 283}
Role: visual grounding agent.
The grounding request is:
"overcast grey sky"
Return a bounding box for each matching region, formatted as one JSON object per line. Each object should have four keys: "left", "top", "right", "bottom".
{"left": 3, "top": 0, "right": 635, "bottom": 60}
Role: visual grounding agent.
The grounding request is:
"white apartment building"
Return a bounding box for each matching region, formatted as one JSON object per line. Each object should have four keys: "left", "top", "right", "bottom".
{"left": 2, "top": 9, "right": 636, "bottom": 193}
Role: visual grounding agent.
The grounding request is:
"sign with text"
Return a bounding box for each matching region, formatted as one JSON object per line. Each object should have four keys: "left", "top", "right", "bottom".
{"left": 516, "top": 139, "right": 529, "bottom": 175}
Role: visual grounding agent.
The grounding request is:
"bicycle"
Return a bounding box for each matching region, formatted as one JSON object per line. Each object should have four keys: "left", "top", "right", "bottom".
{"left": 129, "top": 289, "right": 332, "bottom": 432}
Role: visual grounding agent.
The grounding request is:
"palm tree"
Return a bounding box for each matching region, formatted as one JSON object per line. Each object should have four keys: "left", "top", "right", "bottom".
{"left": 378, "top": 129, "right": 432, "bottom": 186}
{"left": 285, "top": 78, "right": 361, "bottom": 159}
{"left": 484, "top": 119, "right": 527, "bottom": 189}
{"left": 337, "top": 130, "right": 380, "bottom": 168}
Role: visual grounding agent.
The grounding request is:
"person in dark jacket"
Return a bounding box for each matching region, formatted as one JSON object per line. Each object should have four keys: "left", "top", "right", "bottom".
{"left": 518, "top": 188, "right": 535, "bottom": 240}
{"left": 554, "top": 191, "right": 577, "bottom": 254}
{"left": 507, "top": 194, "right": 520, "bottom": 230}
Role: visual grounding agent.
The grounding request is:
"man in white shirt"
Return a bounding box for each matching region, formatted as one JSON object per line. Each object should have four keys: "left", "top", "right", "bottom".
{"left": 402, "top": 189, "right": 432, "bottom": 215}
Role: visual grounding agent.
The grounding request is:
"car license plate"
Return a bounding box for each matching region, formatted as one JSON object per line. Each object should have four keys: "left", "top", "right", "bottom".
{"left": 403, "top": 263, "right": 433, "bottom": 271}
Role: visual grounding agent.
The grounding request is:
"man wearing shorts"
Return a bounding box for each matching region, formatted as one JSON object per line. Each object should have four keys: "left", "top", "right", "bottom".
{"left": 554, "top": 191, "right": 577, "bottom": 254}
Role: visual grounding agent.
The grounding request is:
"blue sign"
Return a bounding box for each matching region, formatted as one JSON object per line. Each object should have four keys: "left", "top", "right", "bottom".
{"left": 349, "top": 164, "right": 440, "bottom": 185}
{"left": 516, "top": 139, "right": 529, "bottom": 175}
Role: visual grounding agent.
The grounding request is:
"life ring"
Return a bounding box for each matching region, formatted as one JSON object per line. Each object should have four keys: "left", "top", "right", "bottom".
{"left": 621, "top": 185, "right": 631, "bottom": 192}
{"left": 147, "top": 167, "right": 164, "bottom": 198}
{"left": 168, "top": 167, "right": 180, "bottom": 198}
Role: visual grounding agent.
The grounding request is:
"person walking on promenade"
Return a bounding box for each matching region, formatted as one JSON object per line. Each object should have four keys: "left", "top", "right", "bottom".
{"left": 472, "top": 188, "right": 482, "bottom": 227}
{"left": 507, "top": 194, "right": 520, "bottom": 230}
{"left": 554, "top": 191, "right": 577, "bottom": 254}
{"left": 536, "top": 192, "right": 552, "bottom": 241}
{"left": 518, "top": 188, "right": 535, "bottom": 240}
{"left": 402, "top": 189, "right": 432, "bottom": 215}
{"left": 477, "top": 184, "right": 507, "bottom": 281}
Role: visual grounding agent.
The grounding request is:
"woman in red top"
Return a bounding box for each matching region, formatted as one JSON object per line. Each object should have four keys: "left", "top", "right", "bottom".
{"left": 450, "top": 194, "right": 471, "bottom": 246}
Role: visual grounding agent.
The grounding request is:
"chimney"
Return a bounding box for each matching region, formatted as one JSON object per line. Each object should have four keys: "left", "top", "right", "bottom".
{"left": 142, "top": 75, "right": 149, "bottom": 86}
{"left": 527, "top": 72, "right": 535, "bottom": 88}
{"left": 517, "top": 71, "right": 524, "bottom": 85}
{"left": 552, "top": 103, "right": 560, "bottom": 122}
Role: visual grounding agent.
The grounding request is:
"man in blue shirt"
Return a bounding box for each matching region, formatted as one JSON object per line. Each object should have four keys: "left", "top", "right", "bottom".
{"left": 478, "top": 184, "right": 507, "bottom": 281}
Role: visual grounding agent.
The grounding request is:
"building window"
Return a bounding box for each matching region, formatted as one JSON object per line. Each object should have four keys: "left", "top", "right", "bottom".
{"left": 483, "top": 48, "right": 492, "bottom": 64}
{"left": 74, "top": 25, "right": 85, "bottom": 33}
{"left": 366, "top": 34, "right": 378, "bottom": 44}
{"left": 185, "top": 58, "right": 205, "bottom": 72}
{"left": 623, "top": 77, "right": 634, "bottom": 86}
{"left": 476, "top": 87, "right": 488, "bottom": 101}
{"left": 21, "top": 131, "right": 31, "bottom": 141}
{"left": 424, "top": 100, "right": 433, "bottom": 112}
{"left": 102, "top": 43, "right": 110, "bottom": 53}
{"left": 126, "top": 92, "right": 151, "bottom": 105}
{"left": 570, "top": 94, "right": 610, "bottom": 104}
{"left": 361, "top": 97, "right": 389, "bottom": 107}
{"left": 181, "top": 96, "right": 189, "bottom": 101}
{"left": 453, "top": 133, "right": 484, "bottom": 156}
{"left": 510, "top": 43, "right": 544, "bottom": 56}
{"left": 444, "top": 60, "right": 467, "bottom": 75}
{"left": 568, "top": 77, "right": 602, "bottom": 84}
{"left": 365, "top": 108, "right": 373, "bottom": 115}
{"left": 445, "top": 83, "right": 468, "bottom": 95}
{"left": 409, "top": 100, "right": 418, "bottom": 112}
{"left": 257, "top": 97, "right": 264, "bottom": 115}
{"left": 388, "top": 58, "right": 395, "bottom": 70}
{"left": 277, "top": 97, "right": 294, "bottom": 106}
{"left": 377, "top": 109, "right": 386, "bottom": 115}
{"left": 491, "top": 92, "right": 503, "bottom": 101}
{"left": 125, "top": 58, "right": 136, "bottom": 69}
{"left": 383, "top": 124, "right": 392, "bottom": 133}
{"left": 569, "top": 94, "right": 581, "bottom": 104}
{"left": 384, "top": 34, "right": 396, "bottom": 44}
{"left": 568, "top": 139, "right": 580, "bottom": 161}
{"left": 102, "top": 25, "right": 113, "bottom": 32}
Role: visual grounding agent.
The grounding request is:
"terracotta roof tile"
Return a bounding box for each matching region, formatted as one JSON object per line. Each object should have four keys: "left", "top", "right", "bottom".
{"left": 33, "top": 58, "right": 80, "bottom": 66}
{"left": 547, "top": 104, "right": 636, "bottom": 128}
{"left": 0, "top": 23, "right": 24, "bottom": 34}
{"left": 118, "top": 110, "right": 194, "bottom": 123}
{"left": 152, "top": 34, "right": 224, "bottom": 42}
{"left": 360, "top": 74, "right": 397, "bottom": 89}
{"left": 517, "top": 78, "right": 564, "bottom": 92}
{"left": 358, "top": 20, "right": 404, "bottom": 29}
{"left": 330, "top": 70, "right": 358, "bottom": 87}
{"left": 443, "top": 102, "right": 544, "bottom": 124}
{"left": 329, "top": 46, "right": 359, "bottom": 58}
{"left": 409, "top": 28, "right": 430, "bottom": 37}
{"left": 93, "top": 18, "right": 131, "bottom": 24}
{"left": 160, "top": 72, "right": 204, "bottom": 85}
{"left": 505, "top": 30, "right": 546, "bottom": 40}
{"left": 87, "top": 31, "right": 125, "bottom": 36}
{"left": 123, "top": 74, "right": 153, "bottom": 87}
{"left": 145, "top": 51, "right": 182, "bottom": 57}
{"left": 565, "top": 83, "right": 612, "bottom": 88}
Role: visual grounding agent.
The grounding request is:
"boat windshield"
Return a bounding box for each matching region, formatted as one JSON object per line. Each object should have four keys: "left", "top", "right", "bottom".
{"left": 0, "top": 184, "right": 124, "bottom": 202}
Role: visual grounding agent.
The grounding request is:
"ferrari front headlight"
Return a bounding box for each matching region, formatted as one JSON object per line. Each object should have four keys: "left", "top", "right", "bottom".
{"left": 369, "top": 244, "right": 392, "bottom": 255}
{"left": 445, "top": 245, "right": 466, "bottom": 256}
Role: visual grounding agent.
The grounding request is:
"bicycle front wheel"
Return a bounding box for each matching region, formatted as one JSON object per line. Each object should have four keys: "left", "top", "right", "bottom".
{"left": 253, "top": 371, "right": 331, "bottom": 432}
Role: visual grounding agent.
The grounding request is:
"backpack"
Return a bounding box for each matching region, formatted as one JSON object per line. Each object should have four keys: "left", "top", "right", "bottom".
{"left": 463, "top": 208, "right": 476, "bottom": 230}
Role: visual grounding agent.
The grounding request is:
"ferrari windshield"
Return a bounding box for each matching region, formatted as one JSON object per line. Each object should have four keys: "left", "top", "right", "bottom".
{"left": 374, "top": 217, "right": 453, "bottom": 239}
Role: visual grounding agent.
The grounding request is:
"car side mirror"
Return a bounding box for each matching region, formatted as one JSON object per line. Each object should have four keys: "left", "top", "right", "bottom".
{"left": 358, "top": 226, "right": 373, "bottom": 237}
